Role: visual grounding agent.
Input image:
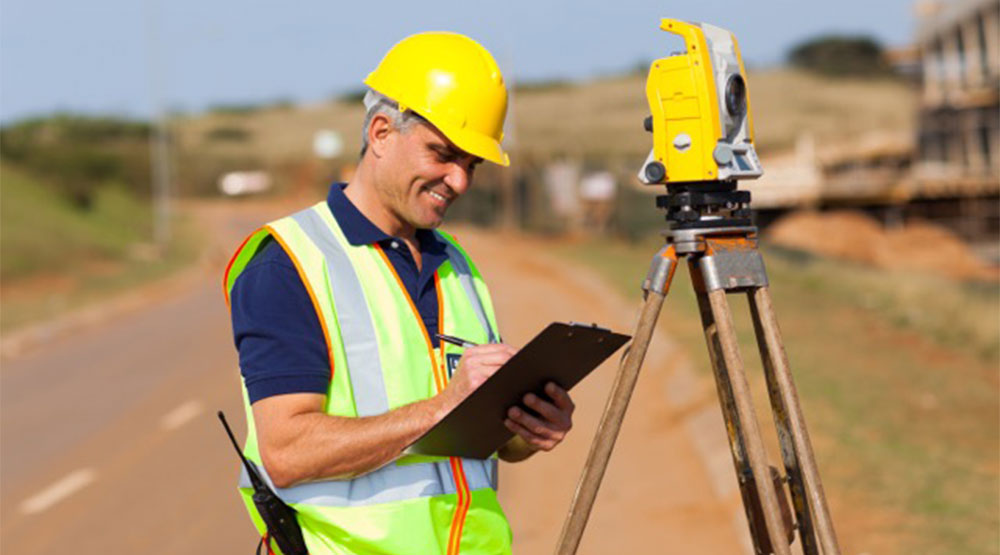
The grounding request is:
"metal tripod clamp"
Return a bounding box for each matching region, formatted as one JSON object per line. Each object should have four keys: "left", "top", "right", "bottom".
{"left": 696, "top": 235, "right": 769, "bottom": 292}
{"left": 642, "top": 245, "right": 679, "bottom": 296}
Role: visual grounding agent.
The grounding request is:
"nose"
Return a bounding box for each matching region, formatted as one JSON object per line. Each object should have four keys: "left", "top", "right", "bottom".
{"left": 442, "top": 162, "right": 471, "bottom": 195}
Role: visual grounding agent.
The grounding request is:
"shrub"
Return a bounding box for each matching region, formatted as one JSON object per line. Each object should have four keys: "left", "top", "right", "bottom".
{"left": 787, "top": 35, "right": 892, "bottom": 77}
{"left": 0, "top": 115, "right": 153, "bottom": 208}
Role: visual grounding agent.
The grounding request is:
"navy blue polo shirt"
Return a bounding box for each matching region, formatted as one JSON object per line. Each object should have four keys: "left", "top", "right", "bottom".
{"left": 230, "top": 183, "right": 450, "bottom": 404}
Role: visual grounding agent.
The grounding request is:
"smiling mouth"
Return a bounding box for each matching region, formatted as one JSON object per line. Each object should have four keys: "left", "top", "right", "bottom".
{"left": 425, "top": 188, "right": 452, "bottom": 206}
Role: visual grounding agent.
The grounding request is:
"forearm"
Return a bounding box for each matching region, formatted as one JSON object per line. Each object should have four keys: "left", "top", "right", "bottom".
{"left": 255, "top": 394, "right": 449, "bottom": 488}
{"left": 254, "top": 344, "right": 522, "bottom": 487}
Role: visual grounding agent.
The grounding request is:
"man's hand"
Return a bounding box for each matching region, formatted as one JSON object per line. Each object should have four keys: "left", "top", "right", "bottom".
{"left": 439, "top": 343, "right": 517, "bottom": 413}
{"left": 503, "top": 382, "right": 575, "bottom": 454}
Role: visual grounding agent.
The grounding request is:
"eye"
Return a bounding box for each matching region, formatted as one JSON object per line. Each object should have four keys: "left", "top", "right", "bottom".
{"left": 430, "top": 147, "right": 455, "bottom": 164}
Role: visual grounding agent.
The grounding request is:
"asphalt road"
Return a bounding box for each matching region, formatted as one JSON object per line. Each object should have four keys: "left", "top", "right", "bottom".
{"left": 1, "top": 200, "right": 745, "bottom": 554}
{"left": 1, "top": 203, "right": 271, "bottom": 554}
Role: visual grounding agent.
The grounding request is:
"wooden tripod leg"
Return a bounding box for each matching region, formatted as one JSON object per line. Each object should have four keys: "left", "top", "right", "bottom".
{"left": 700, "top": 288, "right": 792, "bottom": 555}
{"left": 748, "top": 287, "right": 841, "bottom": 555}
{"left": 693, "top": 286, "right": 762, "bottom": 554}
{"left": 555, "top": 246, "right": 677, "bottom": 555}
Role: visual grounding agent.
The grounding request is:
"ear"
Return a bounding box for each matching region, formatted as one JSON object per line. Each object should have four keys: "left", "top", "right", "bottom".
{"left": 367, "top": 113, "right": 394, "bottom": 158}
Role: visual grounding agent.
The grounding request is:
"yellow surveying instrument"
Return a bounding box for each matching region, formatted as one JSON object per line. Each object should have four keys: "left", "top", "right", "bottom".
{"left": 638, "top": 19, "right": 762, "bottom": 185}
{"left": 556, "top": 19, "right": 841, "bottom": 555}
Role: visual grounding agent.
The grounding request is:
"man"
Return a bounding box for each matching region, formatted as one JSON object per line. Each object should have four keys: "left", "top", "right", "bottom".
{"left": 224, "top": 32, "right": 576, "bottom": 554}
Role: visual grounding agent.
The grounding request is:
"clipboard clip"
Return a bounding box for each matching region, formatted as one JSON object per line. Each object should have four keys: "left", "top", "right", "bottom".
{"left": 568, "top": 322, "right": 611, "bottom": 333}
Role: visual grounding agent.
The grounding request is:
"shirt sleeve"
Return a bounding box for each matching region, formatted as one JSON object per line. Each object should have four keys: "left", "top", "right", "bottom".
{"left": 229, "top": 239, "right": 330, "bottom": 404}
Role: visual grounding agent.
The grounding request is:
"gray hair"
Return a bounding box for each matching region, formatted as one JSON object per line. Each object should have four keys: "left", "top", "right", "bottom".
{"left": 359, "top": 90, "right": 426, "bottom": 157}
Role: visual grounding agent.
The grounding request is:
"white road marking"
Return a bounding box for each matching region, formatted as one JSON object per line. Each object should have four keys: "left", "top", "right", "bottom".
{"left": 160, "top": 399, "right": 204, "bottom": 431}
{"left": 19, "top": 468, "right": 97, "bottom": 515}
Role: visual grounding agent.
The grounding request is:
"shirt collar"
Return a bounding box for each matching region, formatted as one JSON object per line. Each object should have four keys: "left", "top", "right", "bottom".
{"left": 327, "top": 183, "right": 448, "bottom": 258}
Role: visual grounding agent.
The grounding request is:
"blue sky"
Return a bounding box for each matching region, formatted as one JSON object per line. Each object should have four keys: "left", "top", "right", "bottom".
{"left": 0, "top": 0, "right": 919, "bottom": 122}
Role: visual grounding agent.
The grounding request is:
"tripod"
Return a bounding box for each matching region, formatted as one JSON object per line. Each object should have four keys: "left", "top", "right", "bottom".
{"left": 555, "top": 182, "right": 840, "bottom": 555}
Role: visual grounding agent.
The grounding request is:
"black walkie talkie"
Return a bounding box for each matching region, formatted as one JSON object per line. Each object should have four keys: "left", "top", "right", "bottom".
{"left": 218, "top": 411, "right": 309, "bottom": 555}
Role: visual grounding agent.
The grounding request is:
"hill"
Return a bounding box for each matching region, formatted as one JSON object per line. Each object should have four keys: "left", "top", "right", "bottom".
{"left": 0, "top": 165, "right": 193, "bottom": 331}
{"left": 170, "top": 69, "right": 917, "bottom": 193}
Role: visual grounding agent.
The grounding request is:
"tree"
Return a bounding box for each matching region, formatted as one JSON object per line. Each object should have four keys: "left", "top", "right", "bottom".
{"left": 787, "top": 35, "right": 891, "bottom": 77}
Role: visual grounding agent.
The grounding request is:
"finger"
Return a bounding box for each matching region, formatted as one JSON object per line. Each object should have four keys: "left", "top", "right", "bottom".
{"left": 472, "top": 344, "right": 518, "bottom": 362}
{"left": 508, "top": 405, "right": 562, "bottom": 439}
{"left": 504, "top": 418, "right": 552, "bottom": 450}
{"left": 460, "top": 351, "right": 512, "bottom": 368}
{"left": 465, "top": 343, "right": 516, "bottom": 357}
{"left": 522, "top": 393, "right": 570, "bottom": 428}
{"left": 545, "top": 383, "right": 575, "bottom": 413}
{"left": 463, "top": 343, "right": 516, "bottom": 360}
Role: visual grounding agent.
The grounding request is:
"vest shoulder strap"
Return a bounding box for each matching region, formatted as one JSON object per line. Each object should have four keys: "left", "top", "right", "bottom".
{"left": 288, "top": 204, "right": 391, "bottom": 418}
{"left": 433, "top": 230, "right": 498, "bottom": 343}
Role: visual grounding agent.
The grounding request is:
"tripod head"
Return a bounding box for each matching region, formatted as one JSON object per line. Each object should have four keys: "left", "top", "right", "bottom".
{"left": 656, "top": 180, "right": 752, "bottom": 230}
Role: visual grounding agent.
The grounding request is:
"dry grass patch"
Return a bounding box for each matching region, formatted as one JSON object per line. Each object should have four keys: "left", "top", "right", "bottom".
{"left": 172, "top": 68, "right": 917, "bottom": 172}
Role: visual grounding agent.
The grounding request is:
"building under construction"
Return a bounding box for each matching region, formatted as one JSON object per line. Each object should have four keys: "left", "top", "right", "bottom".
{"left": 752, "top": 0, "right": 999, "bottom": 250}
{"left": 911, "top": 0, "right": 999, "bottom": 241}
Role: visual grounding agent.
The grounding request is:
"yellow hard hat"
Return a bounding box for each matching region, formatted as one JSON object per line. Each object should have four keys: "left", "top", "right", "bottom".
{"left": 364, "top": 32, "right": 510, "bottom": 167}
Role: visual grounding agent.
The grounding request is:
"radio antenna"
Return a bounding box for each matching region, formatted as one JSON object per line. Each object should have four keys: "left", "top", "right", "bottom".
{"left": 217, "top": 411, "right": 268, "bottom": 491}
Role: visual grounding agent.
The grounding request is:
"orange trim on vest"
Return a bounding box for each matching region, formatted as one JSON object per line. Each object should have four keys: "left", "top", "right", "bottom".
{"left": 447, "top": 457, "right": 472, "bottom": 555}
{"left": 266, "top": 225, "right": 336, "bottom": 382}
{"left": 434, "top": 274, "right": 447, "bottom": 382}
{"left": 372, "top": 243, "right": 448, "bottom": 393}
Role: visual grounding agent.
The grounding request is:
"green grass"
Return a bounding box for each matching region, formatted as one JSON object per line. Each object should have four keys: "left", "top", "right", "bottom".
{"left": 763, "top": 245, "right": 1000, "bottom": 364}
{"left": 2, "top": 165, "right": 145, "bottom": 279}
{"left": 550, "top": 236, "right": 999, "bottom": 555}
{"left": 1, "top": 165, "right": 197, "bottom": 331}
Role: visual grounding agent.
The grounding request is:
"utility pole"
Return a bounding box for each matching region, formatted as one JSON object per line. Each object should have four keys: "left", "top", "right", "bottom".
{"left": 150, "top": 107, "right": 172, "bottom": 248}
{"left": 145, "top": 0, "right": 171, "bottom": 250}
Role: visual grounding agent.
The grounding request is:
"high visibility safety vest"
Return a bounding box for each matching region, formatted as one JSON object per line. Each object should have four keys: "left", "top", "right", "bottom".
{"left": 223, "top": 201, "right": 512, "bottom": 555}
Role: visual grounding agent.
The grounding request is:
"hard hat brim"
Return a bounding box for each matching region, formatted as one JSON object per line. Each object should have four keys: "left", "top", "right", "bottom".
{"left": 430, "top": 118, "right": 511, "bottom": 167}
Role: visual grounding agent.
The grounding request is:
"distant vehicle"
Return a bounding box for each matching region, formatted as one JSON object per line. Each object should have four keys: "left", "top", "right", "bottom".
{"left": 219, "top": 171, "right": 272, "bottom": 196}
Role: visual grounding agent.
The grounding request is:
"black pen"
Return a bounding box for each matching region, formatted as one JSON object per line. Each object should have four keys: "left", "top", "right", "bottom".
{"left": 435, "top": 333, "right": 479, "bottom": 348}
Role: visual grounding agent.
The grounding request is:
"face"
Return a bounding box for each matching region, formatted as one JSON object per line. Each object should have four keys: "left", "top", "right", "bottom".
{"left": 369, "top": 114, "right": 482, "bottom": 234}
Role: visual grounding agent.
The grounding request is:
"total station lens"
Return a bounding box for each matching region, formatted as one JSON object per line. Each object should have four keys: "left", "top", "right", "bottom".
{"left": 725, "top": 75, "right": 747, "bottom": 117}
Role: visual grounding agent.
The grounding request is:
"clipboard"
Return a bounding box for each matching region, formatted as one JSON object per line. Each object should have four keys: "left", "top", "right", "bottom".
{"left": 405, "top": 322, "right": 631, "bottom": 459}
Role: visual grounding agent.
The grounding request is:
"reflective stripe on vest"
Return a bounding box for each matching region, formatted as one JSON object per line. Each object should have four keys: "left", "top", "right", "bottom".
{"left": 438, "top": 238, "right": 498, "bottom": 344}
{"left": 291, "top": 208, "right": 390, "bottom": 417}
{"left": 239, "top": 458, "right": 498, "bottom": 507}
{"left": 238, "top": 203, "right": 500, "bottom": 508}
